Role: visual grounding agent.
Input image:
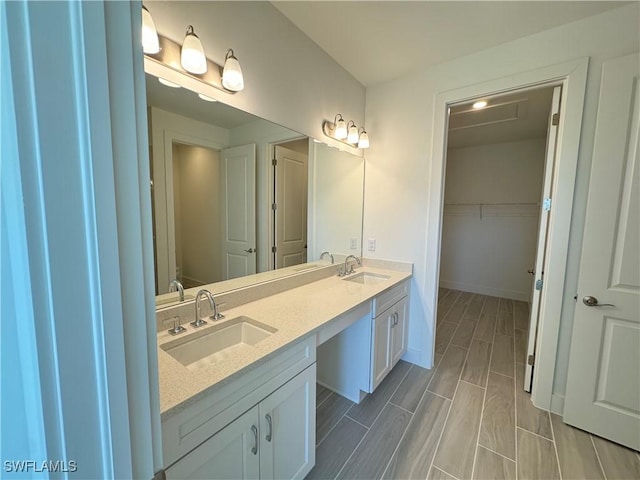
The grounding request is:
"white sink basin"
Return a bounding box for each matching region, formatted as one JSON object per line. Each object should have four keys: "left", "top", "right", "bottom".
{"left": 162, "top": 316, "right": 277, "bottom": 368}
{"left": 343, "top": 271, "right": 391, "bottom": 285}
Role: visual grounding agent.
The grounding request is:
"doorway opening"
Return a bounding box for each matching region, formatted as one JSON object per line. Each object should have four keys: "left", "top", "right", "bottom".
{"left": 434, "top": 84, "right": 560, "bottom": 396}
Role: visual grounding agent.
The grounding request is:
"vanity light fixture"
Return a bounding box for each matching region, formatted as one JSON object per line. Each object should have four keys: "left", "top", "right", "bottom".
{"left": 357, "top": 128, "right": 370, "bottom": 149}
{"left": 181, "top": 25, "right": 208, "bottom": 75}
{"left": 158, "top": 77, "right": 181, "bottom": 88}
{"left": 473, "top": 100, "right": 488, "bottom": 109}
{"left": 198, "top": 93, "right": 217, "bottom": 102}
{"left": 334, "top": 114, "right": 347, "bottom": 139}
{"left": 222, "top": 49, "right": 245, "bottom": 92}
{"left": 347, "top": 121, "right": 359, "bottom": 143}
{"left": 141, "top": 6, "right": 160, "bottom": 54}
{"left": 322, "top": 114, "right": 370, "bottom": 149}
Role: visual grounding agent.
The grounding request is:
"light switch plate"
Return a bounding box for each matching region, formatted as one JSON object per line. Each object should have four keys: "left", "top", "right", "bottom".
{"left": 350, "top": 237, "right": 358, "bottom": 249}
{"left": 368, "top": 238, "right": 376, "bottom": 251}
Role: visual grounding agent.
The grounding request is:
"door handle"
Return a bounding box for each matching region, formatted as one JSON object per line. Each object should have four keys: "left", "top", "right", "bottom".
{"left": 251, "top": 425, "right": 258, "bottom": 455}
{"left": 265, "top": 414, "right": 272, "bottom": 442}
{"left": 527, "top": 269, "right": 535, "bottom": 275}
{"left": 244, "top": 248, "right": 255, "bottom": 253}
{"left": 582, "top": 296, "right": 615, "bottom": 307}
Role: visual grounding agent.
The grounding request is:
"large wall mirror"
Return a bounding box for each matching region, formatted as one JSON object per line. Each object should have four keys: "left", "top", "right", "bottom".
{"left": 145, "top": 71, "right": 365, "bottom": 304}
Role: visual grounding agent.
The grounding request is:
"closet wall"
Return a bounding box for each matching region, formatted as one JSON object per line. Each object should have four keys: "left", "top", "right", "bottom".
{"left": 439, "top": 138, "right": 546, "bottom": 301}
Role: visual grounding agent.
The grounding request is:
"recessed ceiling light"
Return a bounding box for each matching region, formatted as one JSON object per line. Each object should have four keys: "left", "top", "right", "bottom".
{"left": 198, "top": 93, "right": 217, "bottom": 102}
{"left": 158, "top": 77, "right": 181, "bottom": 88}
{"left": 472, "top": 100, "right": 488, "bottom": 109}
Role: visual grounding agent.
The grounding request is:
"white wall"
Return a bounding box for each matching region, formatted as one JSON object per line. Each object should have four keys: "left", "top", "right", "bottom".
{"left": 364, "top": 1, "right": 639, "bottom": 400}
{"left": 145, "top": 1, "right": 365, "bottom": 148}
{"left": 173, "top": 144, "right": 222, "bottom": 287}
{"left": 440, "top": 139, "right": 546, "bottom": 300}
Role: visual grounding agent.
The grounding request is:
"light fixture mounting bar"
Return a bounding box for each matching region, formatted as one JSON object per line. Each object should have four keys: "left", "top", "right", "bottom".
{"left": 144, "top": 34, "right": 235, "bottom": 94}
{"left": 323, "top": 120, "right": 360, "bottom": 148}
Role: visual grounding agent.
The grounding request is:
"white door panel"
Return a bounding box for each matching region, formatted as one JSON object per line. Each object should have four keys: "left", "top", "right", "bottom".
{"left": 525, "top": 86, "right": 562, "bottom": 392}
{"left": 221, "top": 144, "right": 256, "bottom": 280}
{"left": 564, "top": 53, "right": 640, "bottom": 450}
{"left": 275, "top": 145, "right": 308, "bottom": 269}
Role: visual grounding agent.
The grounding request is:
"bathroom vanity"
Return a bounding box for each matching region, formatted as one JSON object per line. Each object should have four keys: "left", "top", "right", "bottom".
{"left": 156, "top": 261, "right": 411, "bottom": 478}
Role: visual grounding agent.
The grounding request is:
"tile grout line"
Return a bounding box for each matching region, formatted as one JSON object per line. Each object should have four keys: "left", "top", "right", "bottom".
{"left": 437, "top": 465, "right": 463, "bottom": 480}
{"left": 589, "top": 434, "right": 608, "bottom": 480}
{"left": 315, "top": 400, "right": 368, "bottom": 449}
{"left": 516, "top": 425, "right": 554, "bottom": 443}
{"left": 478, "top": 444, "right": 518, "bottom": 464}
{"left": 472, "top": 294, "right": 499, "bottom": 479}
{"left": 548, "top": 410, "right": 564, "bottom": 480}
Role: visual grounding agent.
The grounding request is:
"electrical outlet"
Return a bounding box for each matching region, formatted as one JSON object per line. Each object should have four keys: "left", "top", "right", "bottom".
{"left": 350, "top": 237, "right": 357, "bottom": 249}
{"left": 368, "top": 238, "right": 376, "bottom": 251}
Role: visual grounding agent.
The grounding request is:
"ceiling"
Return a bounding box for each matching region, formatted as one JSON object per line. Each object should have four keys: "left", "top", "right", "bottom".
{"left": 272, "top": 1, "right": 627, "bottom": 87}
{"left": 447, "top": 86, "right": 554, "bottom": 148}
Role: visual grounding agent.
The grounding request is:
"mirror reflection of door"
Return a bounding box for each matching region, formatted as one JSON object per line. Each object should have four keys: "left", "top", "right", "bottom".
{"left": 273, "top": 141, "right": 308, "bottom": 269}
{"left": 171, "top": 142, "right": 256, "bottom": 288}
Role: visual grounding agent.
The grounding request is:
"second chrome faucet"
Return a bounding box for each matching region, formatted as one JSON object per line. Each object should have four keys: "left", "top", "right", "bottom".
{"left": 192, "top": 289, "right": 225, "bottom": 328}
{"left": 339, "top": 255, "right": 361, "bottom": 277}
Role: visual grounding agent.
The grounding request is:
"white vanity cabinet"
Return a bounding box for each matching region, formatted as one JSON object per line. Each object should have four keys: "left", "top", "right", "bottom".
{"left": 166, "top": 365, "right": 315, "bottom": 480}
{"left": 162, "top": 337, "right": 316, "bottom": 480}
{"left": 370, "top": 295, "right": 408, "bottom": 391}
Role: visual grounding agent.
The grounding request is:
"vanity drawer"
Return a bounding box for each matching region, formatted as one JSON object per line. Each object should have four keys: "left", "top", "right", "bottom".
{"left": 162, "top": 336, "right": 316, "bottom": 468}
{"left": 372, "top": 280, "right": 409, "bottom": 318}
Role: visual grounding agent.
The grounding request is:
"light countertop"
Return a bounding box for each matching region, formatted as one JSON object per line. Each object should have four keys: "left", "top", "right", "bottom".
{"left": 157, "top": 265, "right": 412, "bottom": 420}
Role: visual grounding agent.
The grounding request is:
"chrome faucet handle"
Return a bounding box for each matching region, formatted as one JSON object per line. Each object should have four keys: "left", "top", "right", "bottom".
{"left": 168, "top": 316, "right": 187, "bottom": 335}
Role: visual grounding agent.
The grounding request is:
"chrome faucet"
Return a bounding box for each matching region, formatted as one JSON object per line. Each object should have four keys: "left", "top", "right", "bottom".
{"left": 320, "top": 251, "right": 334, "bottom": 264}
{"left": 192, "top": 289, "right": 224, "bottom": 328}
{"left": 169, "top": 279, "right": 185, "bottom": 302}
{"left": 339, "top": 255, "right": 361, "bottom": 276}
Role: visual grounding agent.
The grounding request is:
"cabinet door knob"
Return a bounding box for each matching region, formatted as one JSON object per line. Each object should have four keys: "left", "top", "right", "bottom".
{"left": 265, "top": 414, "right": 272, "bottom": 442}
{"left": 251, "top": 425, "right": 258, "bottom": 455}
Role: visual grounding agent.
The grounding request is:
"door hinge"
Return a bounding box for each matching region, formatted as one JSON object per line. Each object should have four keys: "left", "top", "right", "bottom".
{"left": 552, "top": 112, "right": 560, "bottom": 126}
{"left": 272, "top": 158, "right": 277, "bottom": 166}
{"left": 528, "top": 354, "right": 535, "bottom": 366}
{"left": 543, "top": 197, "right": 552, "bottom": 211}
{"left": 271, "top": 246, "right": 277, "bottom": 253}
{"left": 271, "top": 203, "right": 277, "bottom": 211}
{"left": 535, "top": 279, "right": 543, "bottom": 291}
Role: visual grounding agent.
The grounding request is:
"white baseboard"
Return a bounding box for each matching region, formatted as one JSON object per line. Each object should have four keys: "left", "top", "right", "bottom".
{"left": 439, "top": 279, "right": 529, "bottom": 301}
{"left": 550, "top": 393, "right": 565, "bottom": 415}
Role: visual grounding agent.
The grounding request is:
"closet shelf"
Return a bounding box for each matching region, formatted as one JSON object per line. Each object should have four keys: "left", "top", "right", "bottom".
{"left": 443, "top": 202, "right": 540, "bottom": 219}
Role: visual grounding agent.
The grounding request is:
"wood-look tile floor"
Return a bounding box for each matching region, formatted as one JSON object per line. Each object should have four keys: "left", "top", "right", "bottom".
{"left": 307, "top": 289, "right": 640, "bottom": 480}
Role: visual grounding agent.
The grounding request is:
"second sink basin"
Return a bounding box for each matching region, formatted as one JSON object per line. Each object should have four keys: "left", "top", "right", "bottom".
{"left": 343, "top": 271, "right": 391, "bottom": 285}
{"left": 162, "top": 316, "right": 277, "bottom": 368}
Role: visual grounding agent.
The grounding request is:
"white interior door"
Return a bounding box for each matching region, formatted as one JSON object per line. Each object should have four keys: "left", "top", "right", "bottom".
{"left": 524, "top": 86, "right": 562, "bottom": 392}
{"left": 221, "top": 144, "right": 256, "bottom": 280}
{"left": 274, "top": 145, "right": 308, "bottom": 268}
{"left": 563, "top": 53, "right": 640, "bottom": 450}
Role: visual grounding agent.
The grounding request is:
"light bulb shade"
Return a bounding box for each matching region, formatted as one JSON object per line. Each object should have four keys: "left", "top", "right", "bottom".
{"left": 335, "top": 117, "right": 347, "bottom": 139}
{"left": 358, "top": 131, "right": 370, "bottom": 149}
{"left": 347, "top": 125, "right": 359, "bottom": 143}
{"left": 181, "top": 26, "right": 207, "bottom": 74}
{"left": 222, "top": 49, "right": 244, "bottom": 91}
{"left": 141, "top": 6, "right": 160, "bottom": 54}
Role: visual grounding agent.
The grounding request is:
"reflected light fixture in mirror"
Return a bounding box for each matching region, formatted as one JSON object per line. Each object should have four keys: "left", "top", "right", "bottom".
{"left": 181, "top": 25, "right": 207, "bottom": 75}
{"left": 141, "top": 5, "right": 160, "bottom": 54}
{"left": 222, "top": 49, "right": 245, "bottom": 92}
{"left": 322, "top": 114, "right": 369, "bottom": 149}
